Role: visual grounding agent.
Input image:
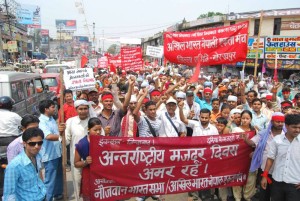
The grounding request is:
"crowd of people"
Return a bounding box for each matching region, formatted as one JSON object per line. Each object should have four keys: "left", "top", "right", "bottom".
{"left": 1, "top": 65, "right": 300, "bottom": 201}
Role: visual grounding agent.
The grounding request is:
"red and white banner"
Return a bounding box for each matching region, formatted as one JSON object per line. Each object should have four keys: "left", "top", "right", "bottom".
{"left": 90, "top": 132, "right": 254, "bottom": 201}
{"left": 164, "top": 21, "right": 249, "bottom": 66}
{"left": 121, "top": 46, "right": 143, "bottom": 71}
{"left": 97, "top": 56, "right": 108, "bottom": 68}
{"left": 107, "top": 54, "right": 121, "bottom": 67}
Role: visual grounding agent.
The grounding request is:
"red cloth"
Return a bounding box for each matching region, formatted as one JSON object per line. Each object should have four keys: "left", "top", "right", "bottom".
{"left": 121, "top": 110, "right": 138, "bottom": 137}
{"left": 109, "top": 63, "right": 117, "bottom": 74}
{"left": 188, "top": 61, "right": 201, "bottom": 83}
{"left": 59, "top": 103, "right": 77, "bottom": 123}
{"left": 81, "top": 55, "right": 88, "bottom": 68}
{"left": 80, "top": 166, "right": 90, "bottom": 199}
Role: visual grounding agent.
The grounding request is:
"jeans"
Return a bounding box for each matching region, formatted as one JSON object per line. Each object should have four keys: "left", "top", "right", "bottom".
{"left": 44, "top": 157, "right": 63, "bottom": 201}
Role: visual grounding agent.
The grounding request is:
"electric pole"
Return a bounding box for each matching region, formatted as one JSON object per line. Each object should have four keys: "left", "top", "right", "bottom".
{"left": 102, "top": 29, "right": 104, "bottom": 53}
{"left": 93, "top": 22, "right": 95, "bottom": 55}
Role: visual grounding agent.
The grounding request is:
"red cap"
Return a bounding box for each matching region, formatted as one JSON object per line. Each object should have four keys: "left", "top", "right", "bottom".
{"left": 203, "top": 87, "right": 213, "bottom": 94}
{"left": 266, "top": 95, "right": 272, "bottom": 101}
{"left": 150, "top": 90, "right": 161, "bottom": 96}
{"left": 281, "top": 101, "right": 292, "bottom": 108}
{"left": 143, "top": 97, "right": 150, "bottom": 104}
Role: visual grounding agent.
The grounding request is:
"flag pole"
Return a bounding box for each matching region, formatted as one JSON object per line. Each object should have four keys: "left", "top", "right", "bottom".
{"left": 274, "top": 50, "right": 278, "bottom": 82}
{"left": 254, "top": 10, "right": 264, "bottom": 77}
{"left": 242, "top": 18, "right": 250, "bottom": 75}
{"left": 59, "top": 68, "right": 68, "bottom": 200}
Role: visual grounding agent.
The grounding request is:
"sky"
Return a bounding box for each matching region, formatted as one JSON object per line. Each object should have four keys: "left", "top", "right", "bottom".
{"left": 17, "top": 0, "right": 300, "bottom": 50}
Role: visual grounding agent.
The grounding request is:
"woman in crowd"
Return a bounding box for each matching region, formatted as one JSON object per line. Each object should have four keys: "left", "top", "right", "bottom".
{"left": 231, "top": 110, "right": 257, "bottom": 201}
{"left": 74, "top": 118, "right": 106, "bottom": 201}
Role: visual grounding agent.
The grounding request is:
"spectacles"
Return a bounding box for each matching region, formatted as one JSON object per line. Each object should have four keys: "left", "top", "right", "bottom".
{"left": 27, "top": 141, "right": 43, "bottom": 147}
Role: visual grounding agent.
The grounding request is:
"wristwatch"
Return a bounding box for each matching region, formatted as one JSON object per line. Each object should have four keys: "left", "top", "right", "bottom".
{"left": 83, "top": 160, "right": 87, "bottom": 166}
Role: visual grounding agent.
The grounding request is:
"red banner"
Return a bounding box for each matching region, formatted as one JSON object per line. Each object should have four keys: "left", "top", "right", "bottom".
{"left": 107, "top": 54, "right": 121, "bottom": 68}
{"left": 164, "top": 21, "right": 249, "bottom": 66}
{"left": 121, "top": 46, "right": 143, "bottom": 71}
{"left": 90, "top": 132, "right": 254, "bottom": 201}
{"left": 97, "top": 56, "right": 108, "bottom": 68}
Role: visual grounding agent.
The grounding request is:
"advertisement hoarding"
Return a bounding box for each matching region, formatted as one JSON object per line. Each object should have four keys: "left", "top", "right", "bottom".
{"left": 56, "top": 20, "right": 77, "bottom": 31}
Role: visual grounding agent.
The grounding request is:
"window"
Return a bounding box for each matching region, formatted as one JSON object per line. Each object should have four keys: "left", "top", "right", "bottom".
{"left": 24, "top": 79, "right": 35, "bottom": 97}
{"left": 273, "top": 18, "right": 281, "bottom": 35}
{"left": 42, "top": 77, "right": 58, "bottom": 87}
{"left": 11, "top": 81, "right": 25, "bottom": 103}
{"left": 230, "top": 21, "right": 236, "bottom": 25}
{"left": 35, "top": 79, "right": 44, "bottom": 93}
{"left": 254, "top": 19, "right": 260, "bottom": 35}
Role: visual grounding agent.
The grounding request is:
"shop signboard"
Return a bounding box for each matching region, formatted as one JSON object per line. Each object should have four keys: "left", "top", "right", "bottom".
{"left": 264, "top": 36, "right": 300, "bottom": 59}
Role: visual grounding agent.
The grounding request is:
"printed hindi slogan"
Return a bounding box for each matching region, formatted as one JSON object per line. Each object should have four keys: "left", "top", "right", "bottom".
{"left": 89, "top": 131, "right": 255, "bottom": 201}
{"left": 121, "top": 46, "right": 143, "bottom": 71}
{"left": 163, "top": 21, "right": 249, "bottom": 66}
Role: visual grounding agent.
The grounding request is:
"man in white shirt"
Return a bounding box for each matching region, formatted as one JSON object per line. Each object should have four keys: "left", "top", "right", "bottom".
{"left": 261, "top": 113, "right": 300, "bottom": 201}
{"left": 242, "top": 112, "right": 285, "bottom": 201}
{"left": 0, "top": 96, "right": 22, "bottom": 138}
{"left": 65, "top": 100, "right": 90, "bottom": 200}
{"left": 183, "top": 90, "right": 200, "bottom": 120}
{"left": 158, "top": 97, "right": 186, "bottom": 137}
{"left": 179, "top": 103, "right": 218, "bottom": 137}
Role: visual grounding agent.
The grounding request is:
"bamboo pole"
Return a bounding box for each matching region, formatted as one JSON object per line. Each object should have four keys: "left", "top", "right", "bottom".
{"left": 254, "top": 10, "right": 264, "bottom": 77}
{"left": 59, "top": 68, "right": 68, "bottom": 200}
{"left": 242, "top": 18, "right": 251, "bottom": 73}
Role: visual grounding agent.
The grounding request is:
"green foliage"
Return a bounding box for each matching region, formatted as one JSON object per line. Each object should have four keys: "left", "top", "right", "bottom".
{"left": 197, "top": 12, "right": 224, "bottom": 19}
{"left": 107, "top": 44, "right": 118, "bottom": 55}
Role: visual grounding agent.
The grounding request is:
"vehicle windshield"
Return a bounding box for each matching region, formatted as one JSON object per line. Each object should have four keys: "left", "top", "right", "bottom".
{"left": 42, "top": 78, "right": 58, "bottom": 87}
{"left": 46, "top": 66, "right": 69, "bottom": 73}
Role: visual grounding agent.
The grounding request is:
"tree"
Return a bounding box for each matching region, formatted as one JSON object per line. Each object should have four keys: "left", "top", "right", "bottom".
{"left": 197, "top": 12, "right": 224, "bottom": 19}
{"left": 107, "top": 44, "right": 118, "bottom": 55}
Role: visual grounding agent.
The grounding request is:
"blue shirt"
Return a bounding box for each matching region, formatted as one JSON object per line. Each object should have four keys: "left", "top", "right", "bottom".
{"left": 39, "top": 114, "right": 61, "bottom": 162}
{"left": 199, "top": 99, "right": 212, "bottom": 111}
{"left": 243, "top": 103, "right": 268, "bottom": 131}
{"left": 3, "top": 151, "right": 46, "bottom": 201}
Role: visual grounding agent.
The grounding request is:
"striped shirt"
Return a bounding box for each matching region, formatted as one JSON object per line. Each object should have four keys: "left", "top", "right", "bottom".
{"left": 138, "top": 116, "right": 162, "bottom": 137}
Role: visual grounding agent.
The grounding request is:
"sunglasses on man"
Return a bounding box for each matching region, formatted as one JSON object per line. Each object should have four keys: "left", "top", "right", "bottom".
{"left": 27, "top": 141, "right": 43, "bottom": 147}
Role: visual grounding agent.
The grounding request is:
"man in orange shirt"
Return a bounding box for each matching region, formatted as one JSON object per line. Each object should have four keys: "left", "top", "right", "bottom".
{"left": 210, "top": 98, "right": 220, "bottom": 124}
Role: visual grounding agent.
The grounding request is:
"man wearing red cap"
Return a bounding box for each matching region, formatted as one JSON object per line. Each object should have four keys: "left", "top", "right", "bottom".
{"left": 199, "top": 87, "right": 213, "bottom": 111}
{"left": 242, "top": 112, "right": 286, "bottom": 201}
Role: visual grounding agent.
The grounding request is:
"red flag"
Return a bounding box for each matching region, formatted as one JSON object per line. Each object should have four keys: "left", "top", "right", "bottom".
{"left": 109, "top": 63, "right": 117, "bottom": 74}
{"left": 81, "top": 55, "right": 88, "bottom": 68}
{"left": 188, "top": 61, "right": 201, "bottom": 83}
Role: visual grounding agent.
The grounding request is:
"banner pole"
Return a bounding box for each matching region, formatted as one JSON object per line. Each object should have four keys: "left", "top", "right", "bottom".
{"left": 60, "top": 68, "right": 68, "bottom": 200}
{"left": 254, "top": 10, "right": 264, "bottom": 77}
{"left": 242, "top": 18, "right": 251, "bottom": 73}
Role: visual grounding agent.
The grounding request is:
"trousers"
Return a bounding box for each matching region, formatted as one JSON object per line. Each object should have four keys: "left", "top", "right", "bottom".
{"left": 232, "top": 171, "right": 257, "bottom": 201}
{"left": 71, "top": 165, "right": 82, "bottom": 200}
{"left": 44, "top": 157, "right": 63, "bottom": 201}
{"left": 271, "top": 180, "right": 300, "bottom": 201}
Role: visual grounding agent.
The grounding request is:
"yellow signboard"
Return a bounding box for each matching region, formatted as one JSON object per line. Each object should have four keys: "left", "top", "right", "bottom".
{"left": 7, "top": 41, "right": 18, "bottom": 53}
